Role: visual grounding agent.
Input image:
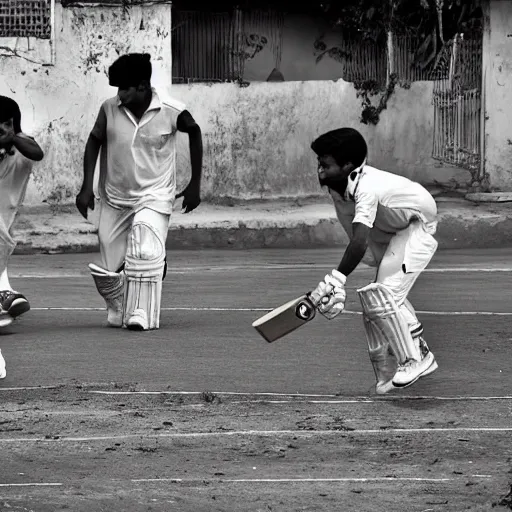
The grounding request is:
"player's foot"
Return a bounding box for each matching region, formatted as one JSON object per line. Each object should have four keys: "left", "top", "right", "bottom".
{"left": 126, "top": 308, "right": 149, "bottom": 331}
{"left": 392, "top": 351, "right": 437, "bottom": 388}
{"left": 0, "top": 350, "right": 6, "bottom": 379}
{"left": 107, "top": 307, "right": 123, "bottom": 328}
{"left": 0, "top": 290, "right": 30, "bottom": 318}
{"left": 375, "top": 379, "right": 396, "bottom": 394}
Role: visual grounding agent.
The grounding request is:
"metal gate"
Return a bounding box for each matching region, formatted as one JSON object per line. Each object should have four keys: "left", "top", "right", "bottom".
{"left": 430, "top": 34, "right": 483, "bottom": 175}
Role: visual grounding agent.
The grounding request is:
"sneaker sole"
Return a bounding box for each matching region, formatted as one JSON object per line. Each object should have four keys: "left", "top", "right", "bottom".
{"left": 392, "top": 358, "right": 438, "bottom": 389}
{"left": 126, "top": 323, "right": 146, "bottom": 331}
{"left": 8, "top": 299, "right": 30, "bottom": 318}
{"left": 0, "top": 315, "right": 13, "bottom": 328}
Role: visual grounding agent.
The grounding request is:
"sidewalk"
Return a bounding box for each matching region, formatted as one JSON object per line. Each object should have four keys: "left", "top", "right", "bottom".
{"left": 11, "top": 197, "right": 512, "bottom": 254}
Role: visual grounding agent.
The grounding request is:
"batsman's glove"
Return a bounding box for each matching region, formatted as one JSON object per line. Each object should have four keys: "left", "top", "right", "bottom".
{"left": 310, "top": 269, "right": 347, "bottom": 320}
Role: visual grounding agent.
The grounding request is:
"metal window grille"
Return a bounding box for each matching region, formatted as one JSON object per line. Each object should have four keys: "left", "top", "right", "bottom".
{"left": 393, "top": 34, "right": 436, "bottom": 82}
{"left": 172, "top": 10, "right": 237, "bottom": 83}
{"left": 0, "top": 0, "right": 51, "bottom": 38}
{"left": 341, "top": 33, "right": 387, "bottom": 85}
{"left": 172, "top": 8, "right": 284, "bottom": 84}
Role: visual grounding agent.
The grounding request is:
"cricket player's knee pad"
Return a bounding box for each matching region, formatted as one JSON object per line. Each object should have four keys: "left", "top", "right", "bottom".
{"left": 123, "top": 222, "right": 166, "bottom": 330}
{"left": 125, "top": 222, "right": 166, "bottom": 276}
{"left": 357, "top": 283, "right": 420, "bottom": 363}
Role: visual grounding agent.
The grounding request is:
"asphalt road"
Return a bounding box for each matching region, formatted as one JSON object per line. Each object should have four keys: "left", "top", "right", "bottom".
{"left": 1, "top": 247, "right": 511, "bottom": 396}
{"left": 1, "top": 248, "right": 512, "bottom": 511}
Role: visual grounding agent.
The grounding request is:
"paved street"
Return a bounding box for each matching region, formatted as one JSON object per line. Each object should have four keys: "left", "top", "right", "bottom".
{"left": 1, "top": 247, "right": 512, "bottom": 511}
{"left": 3, "top": 247, "right": 512, "bottom": 394}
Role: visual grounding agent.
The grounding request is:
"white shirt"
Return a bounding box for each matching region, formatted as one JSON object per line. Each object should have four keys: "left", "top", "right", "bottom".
{"left": 91, "top": 88, "right": 185, "bottom": 214}
{"left": 330, "top": 165, "right": 437, "bottom": 236}
{"left": 0, "top": 146, "right": 33, "bottom": 227}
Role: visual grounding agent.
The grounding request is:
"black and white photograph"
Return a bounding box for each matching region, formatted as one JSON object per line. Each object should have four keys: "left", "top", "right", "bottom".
{"left": 1, "top": 0, "right": 511, "bottom": 510}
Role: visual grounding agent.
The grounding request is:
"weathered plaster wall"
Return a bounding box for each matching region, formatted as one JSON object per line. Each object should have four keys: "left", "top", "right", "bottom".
{"left": 0, "top": 3, "right": 471, "bottom": 206}
{"left": 0, "top": 1, "right": 172, "bottom": 205}
{"left": 483, "top": 0, "right": 512, "bottom": 190}
{"left": 172, "top": 79, "right": 468, "bottom": 201}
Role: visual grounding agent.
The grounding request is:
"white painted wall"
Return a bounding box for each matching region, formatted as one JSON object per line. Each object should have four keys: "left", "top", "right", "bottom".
{"left": 172, "top": 79, "right": 467, "bottom": 201}
{"left": 483, "top": 0, "right": 512, "bottom": 190}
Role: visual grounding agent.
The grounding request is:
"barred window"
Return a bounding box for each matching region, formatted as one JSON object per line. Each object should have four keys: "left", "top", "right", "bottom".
{"left": 173, "top": 8, "right": 288, "bottom": 84}
{"left": 0, "top": 0, "right": 51, "bottom": 39}
{"left": 172, "top": 10, "right": 237, "bottom": 83}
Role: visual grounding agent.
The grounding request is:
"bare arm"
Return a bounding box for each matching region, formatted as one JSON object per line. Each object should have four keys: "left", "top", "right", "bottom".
{"left": 81, "top": 134, "right": 102, "bottom": 192}
{"left": 177, "top": 110, "right": 203, "bottom": 186}
{"left": 76, "top": 105, "right": 106, "bottom": 219}
{"left": 81, "top": 105, "right": 106, "bottom": 192}
{"left": 75, "top": 133, "right": 102, "bottom": 219}
{"left": 13, "top": 133, "right": 44, "bottom": 161}
{"left": 337, "top": 222, "right": 371, "bottom": 277}
{"left": 176, "top": 109, "right": 203, "bottom": 213}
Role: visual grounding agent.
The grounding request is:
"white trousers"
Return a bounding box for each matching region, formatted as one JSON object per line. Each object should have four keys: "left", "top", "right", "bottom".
{"left": 368, "top": 220, "right": 438, "bottom": 332}
{"left": 0, "top": 163, "right": 32, "bottom": 276}
{"left": 96, "top": 200, "right": 170, "bottom": 272}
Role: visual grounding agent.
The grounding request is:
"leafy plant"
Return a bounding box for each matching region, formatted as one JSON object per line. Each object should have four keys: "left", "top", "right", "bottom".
{"left": 314, "top": 0, "right": 483, "bottom": 124}
{"left": 354, "top": 74, "right": 400, "bottom": 125}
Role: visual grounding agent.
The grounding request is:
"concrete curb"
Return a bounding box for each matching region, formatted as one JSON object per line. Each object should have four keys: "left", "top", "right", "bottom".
{"left": 10, "top": 199, "right": 512, "bottom": 254}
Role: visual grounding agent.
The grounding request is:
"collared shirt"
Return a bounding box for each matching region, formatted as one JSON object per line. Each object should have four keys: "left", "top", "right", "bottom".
{"left": 330, "top": 165, "right": 437, "bottom": 237}
{"left": 91, "top": 88, "right": 185, "bottom": 214}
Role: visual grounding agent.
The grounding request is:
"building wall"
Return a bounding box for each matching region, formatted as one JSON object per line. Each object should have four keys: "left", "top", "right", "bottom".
{"left": 172, "top": 79, "right": 467, "bottom": 202}
{"left": 0, "top": 3, "right": 474, "bottom": 207}
{"left": 483, "top": 0, "right": 512, "bottom": 190}
{"left": 0, "top": 0, "right": 172, "bottom": 205}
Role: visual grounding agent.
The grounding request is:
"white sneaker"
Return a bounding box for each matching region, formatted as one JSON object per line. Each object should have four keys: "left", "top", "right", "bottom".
{"left": 0, "top": 350, "right": 6, "bottom": 379}
{"left": 126, "top": 308, "right": 149, "bottom": 331}
{"left": 0, "top": 313, "right": 13, "bottom": 328}
{"left": 392, "top": 351, "right": 438, "bottom": 388}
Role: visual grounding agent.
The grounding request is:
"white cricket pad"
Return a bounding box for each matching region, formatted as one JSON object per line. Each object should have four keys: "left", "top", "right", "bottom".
{"left": 123, "top": 221, "right": 166, "bottom": 330}
{"left": 357, "top": 283, "right": 421, "bottom": 392}
{"left": 0, "top": 349, "right": 6, "bottom": 379}
{"left": 89, "top": 263, "right": 124, "bottom": 327}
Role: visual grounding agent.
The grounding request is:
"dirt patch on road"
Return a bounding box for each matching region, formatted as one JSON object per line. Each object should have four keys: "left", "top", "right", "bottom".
{"left": 0, "top": 384, "right": 511, "bottom": 511}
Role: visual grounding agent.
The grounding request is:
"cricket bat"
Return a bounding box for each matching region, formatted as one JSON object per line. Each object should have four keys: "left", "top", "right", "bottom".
{"left": 252, "top": 293, "right": 328, "bottom": 343}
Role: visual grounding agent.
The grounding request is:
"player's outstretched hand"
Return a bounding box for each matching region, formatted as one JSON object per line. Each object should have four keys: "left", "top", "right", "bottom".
{"left": 76, "top": 187, "right": 95, "bottom": 219}
{"left": 176, "top": 181, "right": 201, "bottom": 213}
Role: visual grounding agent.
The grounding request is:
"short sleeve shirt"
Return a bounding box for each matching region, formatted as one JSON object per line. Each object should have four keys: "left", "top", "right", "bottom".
{"left": 0, "top": 145, "right": 33, "bottom": 229}
{"left": 92, "top": 88, "right": 185, "bottom": 214}
{"left": 332, "top": 166, "right": 437, "bottom": 235}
